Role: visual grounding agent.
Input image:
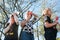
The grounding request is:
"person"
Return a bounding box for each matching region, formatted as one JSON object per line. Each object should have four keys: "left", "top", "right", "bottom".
{"left": 4, "top": 13, "right": 19, "bottom": 40}
{"left": 43, "top": 8, "right": 58, "bottom": 40}
{"left": 19, "top": 11, "right": 38, "bottom": 40}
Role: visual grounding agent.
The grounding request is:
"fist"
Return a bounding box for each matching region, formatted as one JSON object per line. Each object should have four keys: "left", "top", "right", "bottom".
{"left": 55, "top": 16, "right": 59, "bottom": 21}
{"left": 27, "top": 11, "right": 32, "bottom": 16}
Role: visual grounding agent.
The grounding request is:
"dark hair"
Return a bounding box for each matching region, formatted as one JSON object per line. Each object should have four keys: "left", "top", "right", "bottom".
{"left": 11, "top": 15, "right": 14, "bottom": 17}
{"left": 11, "top": 15, "right": 14, "bottom": 18}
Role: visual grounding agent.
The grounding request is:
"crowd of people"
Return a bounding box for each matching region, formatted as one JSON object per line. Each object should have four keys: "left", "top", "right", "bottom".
{"left": 3, "top": 8, "right": 60, "bottom": 40}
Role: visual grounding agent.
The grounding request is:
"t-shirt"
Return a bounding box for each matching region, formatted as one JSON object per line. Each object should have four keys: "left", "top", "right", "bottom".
{"left": 5, "top": 22, "right": 18, "bottom": 38}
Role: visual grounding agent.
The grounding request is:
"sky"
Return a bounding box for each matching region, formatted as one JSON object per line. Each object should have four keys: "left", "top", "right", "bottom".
{"left": 23, "top": 0, "right": 60, "bottom": 16}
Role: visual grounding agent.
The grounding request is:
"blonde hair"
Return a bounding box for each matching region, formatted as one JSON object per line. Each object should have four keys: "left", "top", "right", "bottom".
{"left": 43, "top": 8, "right": 51, "bottom": 16}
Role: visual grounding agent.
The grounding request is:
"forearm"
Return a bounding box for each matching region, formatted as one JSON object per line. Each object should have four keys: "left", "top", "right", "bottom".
{"left": 45, "top": 22, "right": 57, "bottom": 28}
{"left": 21, "top": 20, "right": 27, "bottom": 28}
{"left": 4, "top": 25, "right": 11, "bottom": 34}
{"left": 14, "top": 15, "right": 19, "bottom": 25}
{"left": 32, "top": 13, "right": 38, "bottom": 18}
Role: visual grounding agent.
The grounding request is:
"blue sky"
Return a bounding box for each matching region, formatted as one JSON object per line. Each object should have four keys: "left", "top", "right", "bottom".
{"left": 25, "top": 0, "right": 60, "bottom": 16}
{"left": 0, "top": 0, "right": 60, "bottom": 16}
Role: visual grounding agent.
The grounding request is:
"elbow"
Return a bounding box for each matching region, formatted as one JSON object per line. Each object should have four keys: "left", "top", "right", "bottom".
{"left": 45, "top": 24, "right": 50, "bottom": 28}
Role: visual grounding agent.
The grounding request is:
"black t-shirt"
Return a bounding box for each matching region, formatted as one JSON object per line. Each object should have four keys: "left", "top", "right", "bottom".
{"left": 5, "top": 22, "right": 18, "bottom": 38}
{"left": 44, "top": 16, "right": 57, "bottom": 34}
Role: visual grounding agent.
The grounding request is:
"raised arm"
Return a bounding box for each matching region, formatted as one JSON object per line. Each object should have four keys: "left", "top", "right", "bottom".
{"left": 4, "top": 23, "right": 12, "bottom": 34}
{"left": 21, "top": 20, "right": 27, "bottom": 28}
{"left": 32, "top": 13, "right": 38, "bottom": 18}
{"left": 12, "top": 13, "right": 19, "bottom": 25}
{"left": 4, "top": 14, "right": 15, "bottom": 34}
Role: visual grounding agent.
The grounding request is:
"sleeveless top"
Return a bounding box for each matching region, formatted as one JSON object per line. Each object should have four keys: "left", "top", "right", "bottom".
{"left": 44, "top": 16, "right": 57, "bottom": 35}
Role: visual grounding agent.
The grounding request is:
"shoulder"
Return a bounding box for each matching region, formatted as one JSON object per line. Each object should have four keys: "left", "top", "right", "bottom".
{"left": 44, "top": 16, "right": 50, "bottom": 22}
{"left": 44, "top": 16, "right": 50, "bottom": 19}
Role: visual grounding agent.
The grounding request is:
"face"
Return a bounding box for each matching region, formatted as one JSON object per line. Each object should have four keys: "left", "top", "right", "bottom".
{"left": 48, "top": 9, "right": 52, "bottom": 17}
{"left": 26, "top": 11, "right": 32, "bottom": 20}
{"left": 10, "top": 15, "right": 15, "bottom": 23}
{"left": 43, "top": 8, "right": 52, "bottom": 18}
{"left": 27, "top": 14, "right": 32, "bottom": 20}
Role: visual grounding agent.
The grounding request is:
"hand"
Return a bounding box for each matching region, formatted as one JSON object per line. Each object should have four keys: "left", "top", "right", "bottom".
{"left": 55, "top": 20, "right": 58, "bottom": 24}
{"left": 27, "top": 11, "right": 32, "bottom": 15}
{"left": 55, "top": 16, "right": 59, "bottom": 21}
{"left": 12, "top": 13, "right": 17, "bottom": 16}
